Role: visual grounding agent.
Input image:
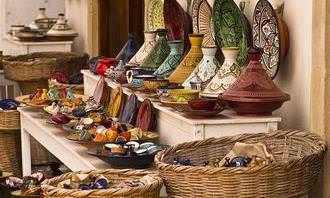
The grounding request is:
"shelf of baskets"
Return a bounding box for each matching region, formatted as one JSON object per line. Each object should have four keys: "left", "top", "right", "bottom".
{"left": 82, "top": 70, "right": 282, "bottom": 146}
{"left": 4, "top": 35, "right": 72, "bottom": 56}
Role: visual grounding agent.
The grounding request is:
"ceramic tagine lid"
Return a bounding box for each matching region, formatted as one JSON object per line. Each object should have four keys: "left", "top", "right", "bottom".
{"left": 219, "top": 48, "right": 290, "bottom": 115}
{"left": 36, "top": 8, "right": 48, "bottom": 20}
{"left": 47, "top": 13, "right": 78, "bottom": 36}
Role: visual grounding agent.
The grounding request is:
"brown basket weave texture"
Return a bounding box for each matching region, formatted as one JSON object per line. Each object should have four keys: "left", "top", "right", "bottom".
{"left": 3, "top": 52, "right": 89, "bottom": 82}
{"left": 0, "top": 131, "right": 21, "bottom": 176}
{"left": 41, "top": 169, "right": 163, "bottom": 198}
{"left": 155, "top": 130, "right": 327, "bottom": 198}
{"left": 0, "top": 110, "right": 20, "bottom": 130}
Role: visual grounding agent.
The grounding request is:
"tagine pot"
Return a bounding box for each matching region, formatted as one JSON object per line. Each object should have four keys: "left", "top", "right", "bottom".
{"left": 96, "top": 58, "right": 118, "bottom": 77}
{"left": 154, "top": 40, "right": 182, "bottom": 77}
{"left": 201, "top": 47, "right": 242, "bottom": 98}
{"left": 128, "top": 31, "right": 157, "bottom": 66}
{"left": 168, "top": 34, "right": 204, "bottom": 84}
{"left": 116, "top": 33, "right": 138, "bottom": 63}
{"left": 142, "top": 29, "right": 170, "bottom": 72}
{"left": 219, "top": 48, "right": 290, "bottom": 116}
{"left": 183, "top": 46, "right": 221, "bottom": 89}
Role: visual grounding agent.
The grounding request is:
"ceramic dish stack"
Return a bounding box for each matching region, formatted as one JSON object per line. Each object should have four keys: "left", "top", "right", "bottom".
{"left": 47, "top": 13, "right": 78, "bottom": 41}
{"left": 42, "top": 169, "right": 163, "bottom": 198}
{"left": 155, "top": 130, "right": 326, "bottom": 197}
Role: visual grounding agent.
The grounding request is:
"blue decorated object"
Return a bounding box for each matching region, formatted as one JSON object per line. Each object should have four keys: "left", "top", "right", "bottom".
{"left": 66, "top": 88, "right": 74, "bottom": 100}
{"left": 93, "top": 178, "right": 109, "bottom": 189}
{"left": 72, "top": 108, "right": 86, "bottom": 117}
{"left": 115, "top": 33, "right": 138, "bottom": 63}
{"left": 69, "top": 73, "right": 84, "bottom": 84}
{"left": 0, "top": 99, "right": 20, "bottom": 110}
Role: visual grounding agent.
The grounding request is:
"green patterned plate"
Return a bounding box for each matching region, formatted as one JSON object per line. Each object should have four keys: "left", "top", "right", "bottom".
{"left": 146, "top": 0, "right": 165, "bottom": 31}
{"left": 213, "top": 0, "right": 248, "bottom": 66}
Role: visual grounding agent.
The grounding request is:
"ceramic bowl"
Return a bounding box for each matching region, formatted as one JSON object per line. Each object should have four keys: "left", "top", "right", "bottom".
{"left": 156, "top": 85, "right": 184, "bottom": 98}
{"left": 169, "top": 89, "right": 200, "bottom": 103}
{"left": 188, "top": 99, "right": 218, "bottom": 110}
{"left": 129, "top": 74, "right": 156, "bottom": 87}
{"left": 144, "top": 79, "right": 169, "bottom": 91}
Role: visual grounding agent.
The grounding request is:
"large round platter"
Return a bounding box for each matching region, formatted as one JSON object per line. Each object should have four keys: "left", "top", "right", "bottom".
{"left": 252, "top": 0, "right": 280, "bottom": 79}
{"left": 146, "top": 0, "right": 165, "bottom": 31}
{"left": 15, "top": 94, "right": 85, "bottom": 108}
{"left": 213, "top": 0, "right": 249, "bottom": 66}
{"left": 197, "top": 0, "right": 215, "bottom": 47}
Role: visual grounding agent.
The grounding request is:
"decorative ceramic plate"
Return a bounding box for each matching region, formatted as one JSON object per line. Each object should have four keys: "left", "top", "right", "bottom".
{"left": 107, "top": 87, "right": 123, "bottom": 118}
{"left": 146, "top": 0, "right": 165, "bottom": 31}
{"left": 213, "top": 0, "right": 249, "bottom": 66}
{"left": 192, "top": 0, "right": 203, "bottom": 33}
{"left": 164, "top": 0, "right": 185, "bottom": 41}
{"left": 120, "top": 94, "right": 139, "bottom": 125}
{"left": 197, "top": 0, "right": 216, "bottom": 47}
{"left": 136, "top": 99, "right": 155, "bottom": 132}
{"left": 172, "top": 104, "right": 225, "bottom": 118}
{"left": 252, "top": 0, "right": 280, "bottom": 79}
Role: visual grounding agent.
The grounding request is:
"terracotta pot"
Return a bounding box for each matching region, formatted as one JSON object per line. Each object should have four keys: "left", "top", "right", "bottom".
{"left": 219, "top": 48, "right": 290, "bottom": 115}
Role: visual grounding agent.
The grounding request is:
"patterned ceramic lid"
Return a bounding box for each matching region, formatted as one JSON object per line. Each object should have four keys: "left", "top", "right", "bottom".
{"left": 222, "top": 48, "right": 290, "bottom": 102}
{"left": 47, "top": 14, "right": 78, "bottom": 36}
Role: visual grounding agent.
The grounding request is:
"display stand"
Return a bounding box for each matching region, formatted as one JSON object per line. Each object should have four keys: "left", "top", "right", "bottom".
{"left": 82, "top": 70, "right": 281, "bottom": 146}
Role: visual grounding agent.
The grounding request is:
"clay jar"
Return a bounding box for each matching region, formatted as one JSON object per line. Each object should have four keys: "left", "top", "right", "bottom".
{"left": 168, "top": 34, "right": 204, "bottom": 84}
{"left": 219, "top": 48, "right": 290, "bottom": 115}
{"left": 183, "top": 46, "right": 221, "bottom": 89}
{"left": 201, "top": 47, "right": 242, "bottom": 98}
{"left": 96, "top": 58, "right": 118, "bottom": 77}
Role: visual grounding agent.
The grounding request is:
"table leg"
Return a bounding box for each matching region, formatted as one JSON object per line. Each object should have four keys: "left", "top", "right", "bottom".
{"left": 21, "top": 128, "right": 31, "bottom": 176}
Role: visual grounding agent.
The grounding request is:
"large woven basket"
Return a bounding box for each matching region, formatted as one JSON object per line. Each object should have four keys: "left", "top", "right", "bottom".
{"left": 155, "top": 130, "right": 326, "bottom": 198}
{"left": 0, "top": 131, "right": 21, "bottom": 176}
{"left": 0, "top": 110, "right": 20, "bottom": 130}
{"left": 3, "top": 52, "right": 89, "bottom": 82}
{"left": 41, "top": 169, "right": 163, "bottom": 198}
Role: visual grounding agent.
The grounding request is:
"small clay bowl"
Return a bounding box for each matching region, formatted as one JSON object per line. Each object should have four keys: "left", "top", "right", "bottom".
{"left": 144, "top": 79, "right": 169, "bottom": 91}
{"left": 169, "top": 89, "right": 200, "bottom": 103}
{"left": 188, "top": 99, "right": 218, "bottom": 110}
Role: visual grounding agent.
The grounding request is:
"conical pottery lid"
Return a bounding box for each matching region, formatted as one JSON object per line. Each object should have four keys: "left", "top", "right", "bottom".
{"left": 222, "top": 48, "right": 289, "bottom": 102}
{"left": 47, "top": 14, "right": 78, "bottom": 36}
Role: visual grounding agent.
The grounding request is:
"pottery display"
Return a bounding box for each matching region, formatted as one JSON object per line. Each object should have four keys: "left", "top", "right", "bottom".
{"left": 128, "top": 31, "right": 157, "bottom": 66}
{"left": 93, "top": 77, "right": 110, "bottom": 105}
{"left": 156, "top": 85, "right": 184, "bottom": 98}
{"left": 252, "top": 0, "right": 289, "bottom": 79}
{"left": 120, "top": 94, "right": 139, "bottom": 125}
{"left": 15, "top": 29, "right": 45, "bottom": 42}
{"left": 116, "top": 33, "right": 138, "bottom": 63}
{"left": 142, "top": 29, "right": 170, "bottom": 72}
{"left": 127, "top": 74, "right": 156, "bottom": 88}
{"left": 219, "top": 48, "right": 290, "bottom": 115}
{"left": 172, "top": 103, "right": 224, "bottom": 118}
{"left": 144, "top": 79, "right": 169, "bottom": 91}
{"left": 36, "top": 8, "right": 48, "bottom": 20}
{"left": 34, "top": 8, "right": 57, "bottom": 32}
{"left": 194, "top": 0, "right": 215, "bottom": 47}
{"left": 10, "top": 25, "right": 25, "bottom": 37}
{"left": 105, "top": 60, "right": 125, "bottom": 80}
{"left": 188, "top": 98, "right": 218, "bottom": 111}
{"left": 96, "top": 58, "right": 118, "bottom": 77}
{"left": 213, "top": 0, "right": 249, "bottom": 66}
{"left": 107, "top": 87, "right": 123, "bottom": 118}
{"left": 169, "top": 89, "right": 200, "bottom": 103}
{"left": 201, "top": 47, "right": 241, "bottom": 98}
{"left": 183, "top": 46, "right": 220, "bottom": 89}
{"left": 146, "top": 0, "right": 165, "bottom": 31}
{"left": 154, "top": 40, "right": 182, "bottom": 77}
{"left": 47, "top": 13, "right": 78, "bottom": 41}
{"left": 126, "top": 67, "right": 153, "bottom": 83}
{"left": 192, "top": 0, "right": 203, "bottom": 33}
{"left": 163, "top": 0, "right": 192, "bottom": 54}
{"left": 136, "top": 99, "right": 155, "bottom": 131}
{"left": 239, "top": 1, "right": 253, "bottom": 48}
{"left": 168, "top": 34, "right": 204, "bottom": 84}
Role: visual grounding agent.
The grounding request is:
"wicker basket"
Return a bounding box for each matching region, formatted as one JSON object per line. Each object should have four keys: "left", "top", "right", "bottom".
{"left": 0, "top": 110, "right": 20, "bottom": 130}
{"left": 155, "top": 130, "right": 327, "bottom": 198}
{"left": 0, "top": 131, "right": 21, "bottom": 176}
{"left": 3, "top": 52, "right": 89, "bottom": 82}
{"left": 41, "top": 169, "right": 163, "bottom": 198}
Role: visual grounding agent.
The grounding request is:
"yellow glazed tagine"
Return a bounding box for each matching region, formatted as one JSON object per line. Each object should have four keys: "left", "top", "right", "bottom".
{"left": 168, "top": 34, "right": 204, "bottom": 84}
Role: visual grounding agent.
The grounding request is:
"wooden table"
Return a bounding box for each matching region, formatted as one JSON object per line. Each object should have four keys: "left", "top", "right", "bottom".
{"left": 82, "top": 70, "right": 282, "bottom": 146}
{"left": 19, "top": 107, "right": 110, "bottom": 176}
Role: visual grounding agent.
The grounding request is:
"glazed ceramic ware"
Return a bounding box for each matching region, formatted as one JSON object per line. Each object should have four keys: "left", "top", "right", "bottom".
{"left": 106, "top": 60, "right": 125, "bottom": 80}
{"left": 47, "top": 13, "right": 78, "bottom": 41}
{"left": 96, "top": 58, "right": 118, "bottom": 77}
{"left": 107, "top": 87, "right": 123, "bottom": 118}
{"left": 192, "top": 0, "right": 203, "bottom": 33}
{"left": 252, "top": 0, "right": 289, "bottom": 79}
{"left": 163, "top": 0, "right": 192, "bottom": 53}
{"left": 116, "top": 33, "right": 138, "bottom": 63}
{"left": 188, "top": 98, "right": 217, "bottom": 110}
{"left": 154, "top": 40, "right": 182, "bottom": 77}
{"left": 168, "top": 34, "right": 204, "bottom": 84}
{"left": 127, "top": 74, "right": 156, "bottom": 88}
{"left": 194, "top": 0, "right": 215, "bottom": 47}
{"left": 36, "top": 8, "right": 48, "bottom": 20}
{"left": 239, "top": 1, "right": 253, "bottom": 48}
{"left": 183, "top": 46, "right": 220, "bottom": 89}
{"left": 93, "top": 77, "right": 110, "bottom": 105}
{"left": 120, "top": 94, "right": 139, "bottom": 125}
{"left": 213, "top": 0, "right": 248, "bottom": 66}
{"left": 144, "top": 79, "right": 169, "bottom": 91}
{"left": 142, "top": 29, "right": 170, "bottom": 72}
{"left": 201, "top": 47, "right": 241, "bottom": 98}
{"left": 219, "top": 48, "right": 290, "bottom": 115}
{"left": 128, "top": 31, "right": 157, "bottom": 66}
{"left": 136, "top": 99, "right": 155, "bottom": 131}
{"left": 173, "top": 104, "right": 224, "bottom": 118}
{"left": 146, "top": 0, "right": 165, "bottom": 31}
{"left": 169, "top": 89, "right": 200, "bottom": 103}
{"left": 126, "top": 67, "right": 153, "bottom": 83}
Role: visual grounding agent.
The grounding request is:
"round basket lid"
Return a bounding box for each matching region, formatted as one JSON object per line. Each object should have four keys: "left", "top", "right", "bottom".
{"left": 222, "top": 48, "right": 289, "bottom": 102}
{"left": 136, "top": 99, "right": 154, "bottom": 131}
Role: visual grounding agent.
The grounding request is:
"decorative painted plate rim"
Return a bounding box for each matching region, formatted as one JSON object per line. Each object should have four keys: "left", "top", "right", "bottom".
{"left": 197, "top": 0, "right": 215, "bottom": 47}
{"left": 192, "top": 0, "right": 203, "bottom": 33}
{"left": 146, "top": 0, "right": 165, "bottom": 31}
{"left": 252, "top": 0, "right": 281, "bottom": 79}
